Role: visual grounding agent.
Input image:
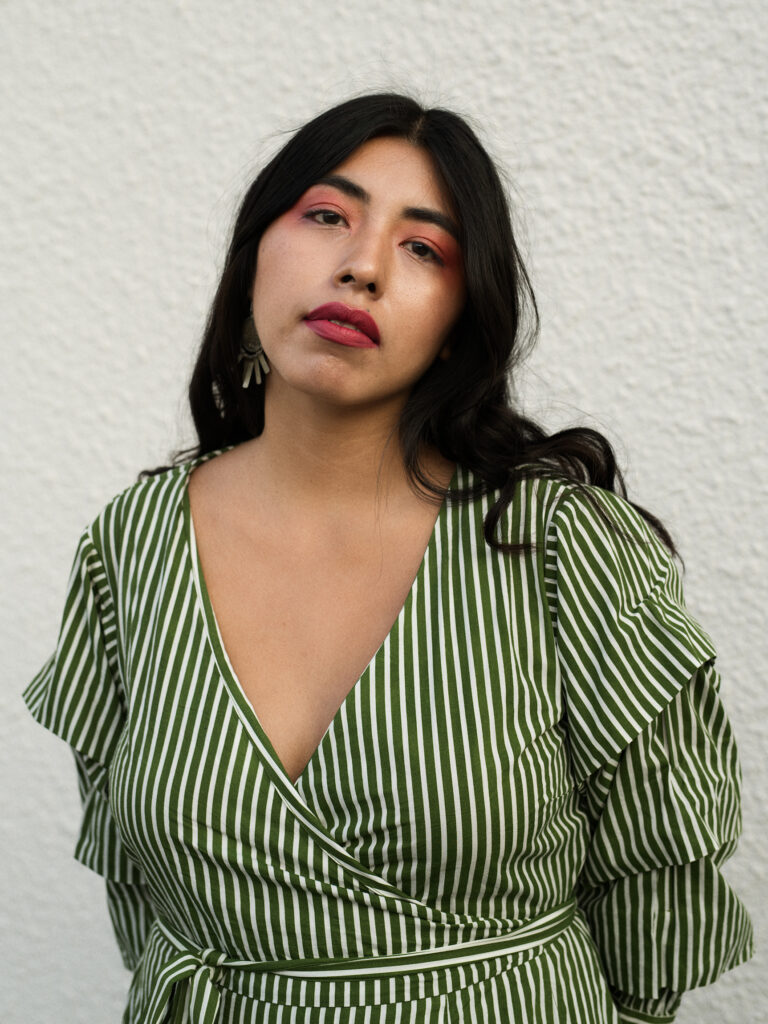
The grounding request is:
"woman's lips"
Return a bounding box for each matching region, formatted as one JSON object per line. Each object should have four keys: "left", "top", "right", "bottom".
{"left": 304, "top": 319, "right": 379, "bottom": 348}
{"left": 304, "top": 302, "right": 380, "bottom": 344}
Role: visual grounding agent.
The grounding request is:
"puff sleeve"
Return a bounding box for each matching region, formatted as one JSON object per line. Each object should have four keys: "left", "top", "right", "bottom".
{"left": 23, "top": 525, "right": 155, "bottom": 970}
{"left": 549, "top": 486, "right": 753, "bottom": 1022}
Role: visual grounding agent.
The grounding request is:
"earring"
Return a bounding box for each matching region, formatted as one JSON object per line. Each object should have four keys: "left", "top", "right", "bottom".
{"left": 238, "top": 306, "right": 270, "bottom": 388}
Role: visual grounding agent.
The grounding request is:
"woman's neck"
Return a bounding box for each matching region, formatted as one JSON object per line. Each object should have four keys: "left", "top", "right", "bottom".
{"left": 234, "top": 383, "right": 451, "bottom": 518}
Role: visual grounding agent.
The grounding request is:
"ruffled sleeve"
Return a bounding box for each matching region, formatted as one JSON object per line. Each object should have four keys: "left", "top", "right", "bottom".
{"left": 548, "top": 485, "right": 753, "bottom": 1021}
{"left": 23, "top": 525, "right": 155, "bottom": 970}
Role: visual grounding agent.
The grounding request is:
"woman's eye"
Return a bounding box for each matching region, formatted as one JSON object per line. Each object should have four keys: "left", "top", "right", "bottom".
{"left": 404, "top": 240, "right": 444, "bottom": 266}
{"left": 305, "top": 208, "right": 346, "bottom": 226}
{"left": 303, "top": 210, "right": 443, "bottom": 267}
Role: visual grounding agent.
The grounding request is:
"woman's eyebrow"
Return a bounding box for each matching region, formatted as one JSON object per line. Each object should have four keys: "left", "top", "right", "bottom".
{"left": 313, "top": 173, "right": 460, "bottom": 243}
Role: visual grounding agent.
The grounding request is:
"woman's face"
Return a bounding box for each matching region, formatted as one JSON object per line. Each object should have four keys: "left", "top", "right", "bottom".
{"left": 250, "top": 136, "right": 466, "bottom": 415}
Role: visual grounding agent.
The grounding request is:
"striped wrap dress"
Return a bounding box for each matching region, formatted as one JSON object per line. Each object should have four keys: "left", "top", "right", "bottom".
{"left": 23, "top": 449, "right": 753, "bottom": 1023}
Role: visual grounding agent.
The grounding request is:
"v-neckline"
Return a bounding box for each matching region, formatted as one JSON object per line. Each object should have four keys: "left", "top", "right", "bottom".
{"left": 181, "top": 446, "right": 458, "bottom": 792}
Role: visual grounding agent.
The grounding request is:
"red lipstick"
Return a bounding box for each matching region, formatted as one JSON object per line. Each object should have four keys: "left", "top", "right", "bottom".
{"left": 304, "top": 302, "right": 380, "bottom": 348}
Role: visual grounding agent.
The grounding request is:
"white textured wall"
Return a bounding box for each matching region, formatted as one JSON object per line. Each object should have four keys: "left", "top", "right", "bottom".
{"left": 3, "top": 1, "right": 765, "bottom": 1020}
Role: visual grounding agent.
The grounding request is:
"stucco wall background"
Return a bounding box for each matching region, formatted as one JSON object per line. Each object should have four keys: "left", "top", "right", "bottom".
{"left": 2, "top": 1, "right": 765, "bottom": 1020}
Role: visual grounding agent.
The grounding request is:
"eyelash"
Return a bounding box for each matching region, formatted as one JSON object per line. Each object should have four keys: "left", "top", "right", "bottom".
{"left": 303, "top": 208, "right": 444, "bottom": 266}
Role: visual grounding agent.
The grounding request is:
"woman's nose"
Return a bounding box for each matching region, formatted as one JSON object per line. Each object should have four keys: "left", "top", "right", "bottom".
{"left": 333, "top": 227, "right": 388, "bottom": 295}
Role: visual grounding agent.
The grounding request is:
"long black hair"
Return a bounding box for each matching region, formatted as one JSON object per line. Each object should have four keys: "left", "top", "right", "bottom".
{"left": 143, "top": 91, "right": 677, "bottom": 557}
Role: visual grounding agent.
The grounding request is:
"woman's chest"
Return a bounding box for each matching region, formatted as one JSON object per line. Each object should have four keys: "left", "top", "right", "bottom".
{"left": 112, "top": 489, "right": 581, "bottom": 905}
{"left": 196, "top": 518, "right": 439, "bottom": 784}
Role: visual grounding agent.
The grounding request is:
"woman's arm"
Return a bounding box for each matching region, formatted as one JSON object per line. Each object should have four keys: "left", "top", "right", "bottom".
{"left": 23, "top": 523, "right": 155, "bottom": 970}
{"left": 546, "top": 484, "right": 753, "bottom": 1020}
{"left": 576, "top": 663, "right": 752, "bottom": 1022}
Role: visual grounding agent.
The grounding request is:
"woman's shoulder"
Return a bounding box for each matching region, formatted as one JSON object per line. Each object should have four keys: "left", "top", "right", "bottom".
{"left": 81, "top": 448, "right": 225, "bottom": 569}
{"left": 508, "top": 471, "right": 656, "bottom": 537}
{"left": 462, "top": 469, "right": 641, "bottom": 552}
{"left": 541, "top": 478, "right": 677, "bottom": 596}
{"left": 460, "top": 467, "right": 678, "bottom": 595}
{"left": 90, "top": 461, "right": 186, "bottom": 534}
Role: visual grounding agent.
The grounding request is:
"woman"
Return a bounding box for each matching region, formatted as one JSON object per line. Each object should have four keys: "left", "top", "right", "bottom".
{"left": 24, "top": 92, "right": 753, "bottom": 1022}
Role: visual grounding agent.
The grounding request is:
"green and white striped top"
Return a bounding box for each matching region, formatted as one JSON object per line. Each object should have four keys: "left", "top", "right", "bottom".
{"left": 23, "top": 448, "right": 753, "bottom": 1023}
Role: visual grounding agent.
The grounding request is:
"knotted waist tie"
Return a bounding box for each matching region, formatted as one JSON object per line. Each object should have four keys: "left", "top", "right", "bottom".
{"left": 145, "top": 899, "right": 576, "bottom": 1024}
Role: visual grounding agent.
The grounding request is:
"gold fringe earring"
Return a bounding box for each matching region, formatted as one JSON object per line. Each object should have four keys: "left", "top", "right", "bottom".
{"left": 238, "top": 306, "right": 270, "bottom": 388}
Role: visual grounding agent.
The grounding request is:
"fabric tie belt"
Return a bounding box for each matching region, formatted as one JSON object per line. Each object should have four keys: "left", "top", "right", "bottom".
{"left": 145, "top": 898, "right": 576, "bottom": 1024}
